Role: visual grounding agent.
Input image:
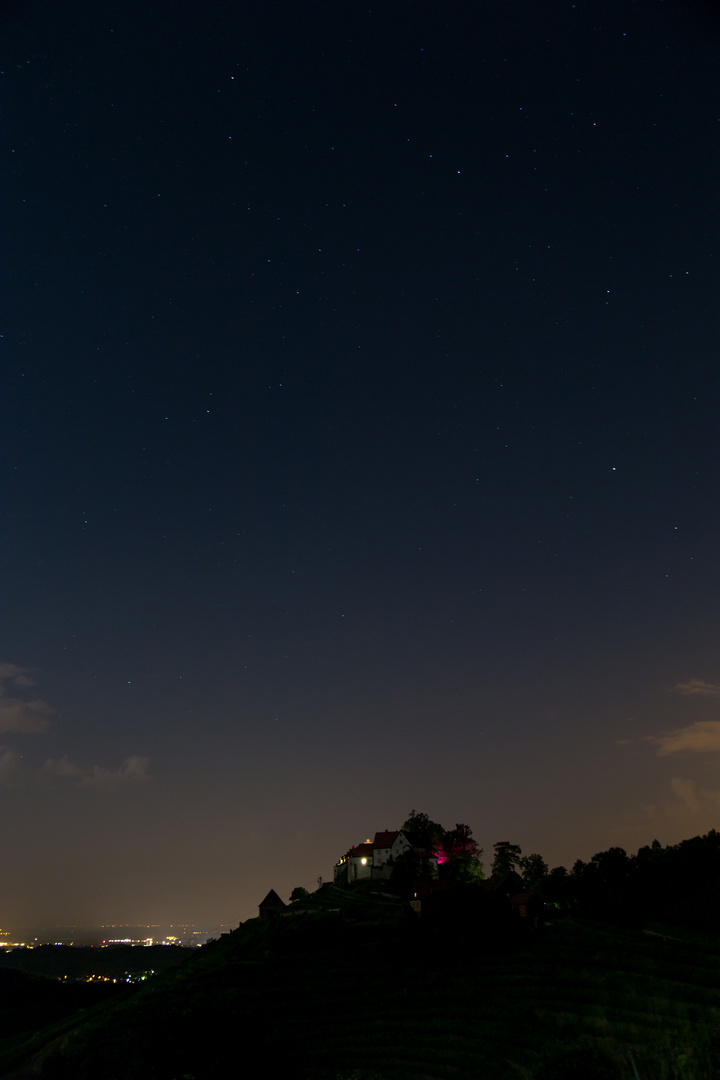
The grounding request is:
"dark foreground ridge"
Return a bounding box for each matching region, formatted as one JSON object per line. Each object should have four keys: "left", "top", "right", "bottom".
{"left": 2, "top": 880, "right": 720, "bottom": 1080}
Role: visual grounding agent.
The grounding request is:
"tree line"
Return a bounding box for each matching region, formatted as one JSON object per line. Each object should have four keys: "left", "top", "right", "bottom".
{"left": 389, "top": 813, "right": 720, "bottom": 931}
{"left": 404, "top": 814, "right": 720, "bottom": 931}
{"left": 295, "top": 813, "right": 720, "bottom": 933}
{"left": 543, "top": 829, "right": 720, "bottom": 929}
{"left": 395, "top": 811, "right": 550, "bottom": 889}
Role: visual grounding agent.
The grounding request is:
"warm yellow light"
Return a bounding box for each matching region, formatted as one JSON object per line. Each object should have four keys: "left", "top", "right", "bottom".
{"left": 361, "top": 857, "right": 367, "bottom": 865}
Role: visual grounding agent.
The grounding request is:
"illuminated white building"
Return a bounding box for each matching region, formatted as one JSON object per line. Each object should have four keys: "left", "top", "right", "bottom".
{"left": 335, "top": 829, "right": 435, "bottom": 883}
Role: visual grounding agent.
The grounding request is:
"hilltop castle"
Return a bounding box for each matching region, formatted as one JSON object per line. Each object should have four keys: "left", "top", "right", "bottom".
{"left": 334, "top": 829, "right": 438, "bottom": 883}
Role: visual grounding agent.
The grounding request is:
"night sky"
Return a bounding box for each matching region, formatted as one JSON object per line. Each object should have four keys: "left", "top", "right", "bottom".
{"left": 2, "top": 0, "right": 718, "bottom": 935}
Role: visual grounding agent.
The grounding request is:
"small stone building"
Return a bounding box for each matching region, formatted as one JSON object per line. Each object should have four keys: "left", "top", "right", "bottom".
{"left": 258, "top": 888, "right": 286, "bottom": 919}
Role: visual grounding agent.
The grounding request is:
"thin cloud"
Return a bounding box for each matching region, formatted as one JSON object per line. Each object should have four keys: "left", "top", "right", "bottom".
{"left": 43, "top": 754, "right": 151, "bottom": 788}
{"left": 0, "top": 746, "right": 25, "bottom": 786}
{"left": 644, "top": 777, "right": 720, "bottom": 837}
{"left": 1, "top": 664, "right": 150, "bottom": 789}
{"left": 0, "top": 663, "right": 36, "bottom": 688}
{"left": 80, "top": 755, "right": 151, "bottom": 788}
{"left": 42, "top": 755, "right": 84, "bottom": 779}
{"left": 0, "top": 663, "right": 54, "bottom": 734}
{"left": 672, "top": 679, "right": 720, "bottom": 698}
{"left": 0, "top": 690, "right": 54, "bottom": 734}
{"left": 649, "top": 720, "right": 720, "bottom": 756}
{"left": 670, "top": 777, "right": 720, "bottom": 814}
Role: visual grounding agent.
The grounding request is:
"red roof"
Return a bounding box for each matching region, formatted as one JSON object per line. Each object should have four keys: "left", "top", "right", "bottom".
{"left": 346, "top": 842, "right": 374, "bottom": 859}
{"left": 343, "top": 830, "right": 407, "bottom": 860}
{"left": 372, "top": 830, "right": 401, "bottom": 849}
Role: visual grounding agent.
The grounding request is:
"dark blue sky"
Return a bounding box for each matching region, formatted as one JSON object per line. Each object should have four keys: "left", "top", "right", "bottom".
{"left": 1, "top": 0, "right": 718, "bottom": 934}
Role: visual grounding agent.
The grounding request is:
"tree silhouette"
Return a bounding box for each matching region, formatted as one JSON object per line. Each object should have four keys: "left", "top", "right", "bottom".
{"left": 401, "top": 810, "right": 447, "bottom": 853}
{"left": 491, "top": 841, "right": 523, "bottom": 879}
{"left": 519, "top": 852, "right": 548, "bottom": 890}
{"left": 441, "top": 823, "right": 485, "bottom": 882}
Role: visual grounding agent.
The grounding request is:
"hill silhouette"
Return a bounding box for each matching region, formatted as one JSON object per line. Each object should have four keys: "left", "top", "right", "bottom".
{"left": 3, "top": 873, "right": 720, "bottom": 1079}
{"left": 0, "top": 967, "right": 119, "bottom": 1041}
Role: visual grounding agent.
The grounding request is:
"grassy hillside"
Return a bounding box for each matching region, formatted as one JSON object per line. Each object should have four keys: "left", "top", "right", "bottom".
{"left": 3, "top": 890, "right": 720, "bottom": 1079}
{"left": 0, "top": 967, "right": 119, "bottom": 1040}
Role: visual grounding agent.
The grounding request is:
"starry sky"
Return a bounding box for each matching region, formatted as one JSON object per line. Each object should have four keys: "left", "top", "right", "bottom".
{"left": 1, "top": 0, "right": 718, "bottom": 935}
